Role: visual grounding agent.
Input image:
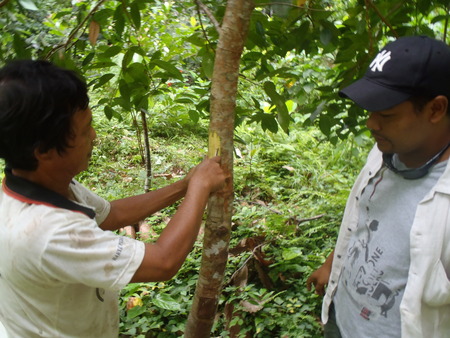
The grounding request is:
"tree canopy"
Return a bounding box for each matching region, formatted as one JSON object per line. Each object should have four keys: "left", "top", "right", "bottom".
{"left": 2, "top": 0, "right": 448, "bottom": 141}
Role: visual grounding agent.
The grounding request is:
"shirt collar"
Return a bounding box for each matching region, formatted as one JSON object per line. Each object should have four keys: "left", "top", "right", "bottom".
{"left": 2, "top": 168, "right": 96, "bottom": 219}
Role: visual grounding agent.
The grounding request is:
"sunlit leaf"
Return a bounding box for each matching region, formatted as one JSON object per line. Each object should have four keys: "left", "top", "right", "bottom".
{"left": 152, "top": 293, "right": 181, "bottom": 311}
{"left": 18, "top": 0, "right": 38, "bottom": 11}
{"left": 151, "top": 60, "right": 183, "bottom": 81}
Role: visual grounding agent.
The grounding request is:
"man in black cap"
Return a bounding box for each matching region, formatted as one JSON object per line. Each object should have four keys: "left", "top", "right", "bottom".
{"left": 307, "top": 36, "right": 450, "bottom": 337}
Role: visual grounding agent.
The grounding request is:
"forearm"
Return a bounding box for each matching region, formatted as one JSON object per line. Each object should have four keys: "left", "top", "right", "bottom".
{"left": 130, "top": 183, "right": 211, "bottom": 282}
{"left": 100, "top": 178, "right": 188, "bottom": 231}
{"left": 323, "top": 249, "right": 335, "bottom": 269}
{"left": 155, "top": 184, "right": 210, "bottom": 262}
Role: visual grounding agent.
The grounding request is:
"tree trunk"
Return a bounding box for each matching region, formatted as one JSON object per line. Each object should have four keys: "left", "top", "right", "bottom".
{"left": 140, "top": 109, "right": 152, "bottom": 193}
{"left": 184, "top": 0, "right": 254, "bottom": 337}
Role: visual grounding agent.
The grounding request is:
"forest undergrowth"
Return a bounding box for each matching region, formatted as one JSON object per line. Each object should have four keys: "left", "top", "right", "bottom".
{"left": 77, "top": 110, "right": 372, "bottom": 337}
{"left": 0, "top": 111, "right": 372, "bottom": 337}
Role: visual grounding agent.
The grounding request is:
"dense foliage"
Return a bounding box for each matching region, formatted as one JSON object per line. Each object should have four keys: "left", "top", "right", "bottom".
{"left": 1, "top": 0, "right": 449, "bottom": 335}
{"left": 2, "top": 0, "right": 448, "bottom": 139}
{"left": 77, "top": 113, "right": 372, "bottom": 337}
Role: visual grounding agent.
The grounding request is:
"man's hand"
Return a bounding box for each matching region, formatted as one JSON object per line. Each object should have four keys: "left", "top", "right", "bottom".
{"left": 306, "top": 265, "right": 331, "bottom": 296}
{"left": 306, "top": 249, "right": 335, "bottom": 296}
{"left": 187, "top": 156, "right": 227, "bottom": 193}
{"left": 130, "top": 156, "right": 228, "bottom": 283}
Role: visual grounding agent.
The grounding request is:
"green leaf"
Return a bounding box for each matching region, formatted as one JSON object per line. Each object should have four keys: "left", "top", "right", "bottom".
{"left": 320, "top": 27, "right": 333, "bottom": 46}
{"left": 122, "top": 48, "right": 135, "bottom": 68}
{"left": 151, "top": 50, "right": 162, "bottom": 61}
{"left": 127, "top": 305, "right": 146, "bottom": 319}
{"left": 94, "top": 73, "right": 115, "bottom": 89}
{"left": 82, "top": 53, "right": 96, "bottom": 67}
{"left": 114, "top": 5, "right": 125, "bottom": 37}
{"left": 319, "top": 114, "right": 333, "bottom": 136}
{"left": 151, "top": 60, "right": 183, "bottom": 81}
{"left": 282, "top": 247, "right": 303, "bottom": 260}
{"left": 175, "top": 97, "right": 195, "bottom": 104}
{"left": 13, "top": 35, "right": 31, "bottom": 59}
{"left": 152, "top": 294, "right": 181, "bottom": 311}
{"left": 130, "top": 2, "right": 141, "bottom": 30}
{"left": 104, "top": 106, "right": 115, "bottom": 120}
{"left": 263, "top": 81, "right": 290, "bottom": 133}
{"left": 18, "top": 0, "right": 38, "bottom": 11}
{"left": 188, "top": 110, "right": 200, "bottom": 123}
{"left": 101, "top": 46, "right": 122, "bottom": 58}
{"left": 123, "top": 63, "right": 149, "bottom": 86}
{"left": 261, "top": 114, "right": 278, "bottom": 133}
{"left": 201, "top": 52, "right": 215, "bottom": 79}
{"left": 119, "top": 79, "right": 131, "bottom": 99}
{"left": 88, "top": 62, "right": 117, "bottom": 69}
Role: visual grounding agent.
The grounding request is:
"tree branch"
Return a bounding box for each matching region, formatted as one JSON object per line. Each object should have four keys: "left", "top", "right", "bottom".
{"left": 257, "top": 2, "right": 330, "bottom": 12}
{"left": 0, "top": 0, "right": 10, "bottom": 8}
{"left": 443, "top": 4, "right": 449, "bottom": 44}
{"left": 365, "top": 0, "right": 399, "bottom": 38}
{"left": 195, "top": 0, "right": 221, "bottom": 34}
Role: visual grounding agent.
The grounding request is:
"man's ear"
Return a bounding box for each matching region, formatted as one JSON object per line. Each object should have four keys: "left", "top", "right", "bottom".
{"left": 34, "top": 147, "right": 56, "bottom": 162}
{"left": 428, "top": 95, "right": 448, "bottom": 123}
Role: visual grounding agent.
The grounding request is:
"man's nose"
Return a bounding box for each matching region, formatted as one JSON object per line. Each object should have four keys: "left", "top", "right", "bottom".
{"left": 91, "top": 127, "right": 97, "bottom": 141}
{"left": 366, "top": 112, "right": 380, "bottom": 131}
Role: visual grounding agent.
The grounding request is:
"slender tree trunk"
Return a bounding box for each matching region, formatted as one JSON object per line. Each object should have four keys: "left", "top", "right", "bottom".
{"left": 140, "top": 109, "right": 152, "bottom": 193}
{"left": 185, "top": 1, "right": 254, "bottom": 337}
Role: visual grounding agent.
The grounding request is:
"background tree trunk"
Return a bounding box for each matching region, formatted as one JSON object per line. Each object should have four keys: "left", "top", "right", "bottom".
{"left": 184, "top": 0, "right": 254, "bottom": 337}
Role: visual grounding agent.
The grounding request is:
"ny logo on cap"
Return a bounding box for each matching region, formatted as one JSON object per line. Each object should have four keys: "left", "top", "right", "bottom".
{"left": 370, "top": 50, "right": 391, "bottom": 72}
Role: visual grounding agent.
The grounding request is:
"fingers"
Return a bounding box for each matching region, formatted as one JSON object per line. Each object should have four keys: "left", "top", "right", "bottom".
{"left": 306, "top": 271, "right": 327, "bottom": 296}
{"left": 307, "top": 279, "right": 324, "bottom": 295}
{"left": 209, "top": 156, "right": 221, "bottom": 163}
{"left": 189, "top": 156, "right": 228, "bottom": 192}
{"left": 306, "top": 276, "right": 313, "bottom": 291}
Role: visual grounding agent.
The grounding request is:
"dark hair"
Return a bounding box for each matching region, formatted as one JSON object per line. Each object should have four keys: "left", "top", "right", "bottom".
{"left": 0, "top": 60, "right": 89, "bottom": 170}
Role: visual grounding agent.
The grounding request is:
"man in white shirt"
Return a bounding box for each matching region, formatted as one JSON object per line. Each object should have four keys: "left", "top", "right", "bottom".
{"left": 307, "top": 36, "right": 450, "bottom": 337}
{"left": 0, "top": 60, "right": 227, "bottom": 337}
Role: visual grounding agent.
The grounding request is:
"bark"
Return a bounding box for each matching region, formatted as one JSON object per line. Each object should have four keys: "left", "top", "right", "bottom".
{"left": 184, "top": 0, "right": 254, "bottom": 337}
{"left": 140, "top": 109, "right": 151, "bottom": 193}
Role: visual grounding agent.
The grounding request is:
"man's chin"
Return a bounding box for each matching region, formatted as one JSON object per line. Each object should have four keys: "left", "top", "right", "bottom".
{"left": 374, "top": 138, "right": 393, "bottom": 154}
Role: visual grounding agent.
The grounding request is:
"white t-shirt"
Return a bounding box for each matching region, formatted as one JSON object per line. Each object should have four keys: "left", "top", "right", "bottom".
{"left": 0, "top": 171, "right": 145, "bottom": 337}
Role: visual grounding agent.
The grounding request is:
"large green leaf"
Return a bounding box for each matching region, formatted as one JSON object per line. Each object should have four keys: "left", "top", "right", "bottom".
{"left": 18, "top": 0, "right": 38, "bottom": 11}
{"left": 129, "top": 1, "right": 141, "bottom": 30}
{"left": 152, "top": 293, "right": 181, "bottom": 311}
{"left": 151, "top": 60, "right": 184, "bottom": 81}
{"left": 264, "top": 81, "right": 290, "bottom": 133}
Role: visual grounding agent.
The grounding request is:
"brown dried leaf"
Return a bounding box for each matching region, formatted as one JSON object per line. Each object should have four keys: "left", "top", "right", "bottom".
{"left": 89, "top": 20, "right": 100, "bottom": 46}
{"left": 126, "top": 296, "right": 143, "bottom": 310}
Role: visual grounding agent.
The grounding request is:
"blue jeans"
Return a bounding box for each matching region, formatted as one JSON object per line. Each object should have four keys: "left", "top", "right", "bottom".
{"left": 324, "top": 303, "right": 342, "bottom": 338}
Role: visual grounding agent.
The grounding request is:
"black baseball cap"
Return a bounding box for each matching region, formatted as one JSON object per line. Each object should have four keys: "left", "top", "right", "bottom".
{"left": 339, "top": 36, "right": 450, "bottom": 112}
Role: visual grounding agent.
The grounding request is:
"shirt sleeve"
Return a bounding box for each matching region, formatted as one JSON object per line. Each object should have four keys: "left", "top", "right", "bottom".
{"left": 70, "top": 180, "right": 111, "bottom": 225}
{"left": 41, "top": 215, "right": 145, "bottom": 291}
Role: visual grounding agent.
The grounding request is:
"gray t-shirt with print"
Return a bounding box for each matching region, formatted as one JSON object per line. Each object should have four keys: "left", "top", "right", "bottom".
{"left": 334, "top": 158, "right": 446, "bottom": 337}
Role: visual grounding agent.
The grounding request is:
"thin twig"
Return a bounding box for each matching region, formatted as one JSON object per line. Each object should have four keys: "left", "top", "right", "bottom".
{"left": 0, "top": 0, "right": 10, "bottom": 8}
{"left": 443, "top": 4, "right": 449, "bottom": 44}
{"left": 257, "top": 2, "right": 330, "bottom": 12}
{"left": 366, "top": 0, "right": 398, "bottom": 38}
{"left": 195, "top": 0, "right": 221, "bottom": 34}
{"left": 227, "top": 241, "right": 270, "bottom": 286}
